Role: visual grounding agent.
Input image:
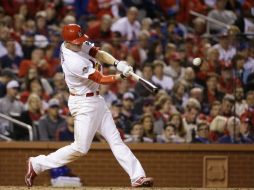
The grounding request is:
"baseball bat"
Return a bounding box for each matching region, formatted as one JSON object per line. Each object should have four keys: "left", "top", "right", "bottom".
{"left": 130, "top": 71, "right": 159, "bottom": 94}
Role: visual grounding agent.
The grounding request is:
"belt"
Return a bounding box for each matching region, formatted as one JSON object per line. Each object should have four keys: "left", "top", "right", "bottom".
{"left": 70, "top": 91, "right": 99, "bottom": 97}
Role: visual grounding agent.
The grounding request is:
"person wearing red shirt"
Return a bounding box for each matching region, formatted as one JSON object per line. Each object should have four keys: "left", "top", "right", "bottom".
{"left": 111, "top": 31, "right": 128, "bottom": 60}
{"left": 18, "top": 48, "right": 51, "bottom": 78}
{"left": 86, "top": 14, "right": 113, "bottom": 45}
{"left": 88, "top": 0, "right": 121, "bottom": 19}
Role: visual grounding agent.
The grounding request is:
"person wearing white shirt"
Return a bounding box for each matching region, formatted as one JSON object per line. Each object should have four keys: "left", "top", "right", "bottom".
{"left": 111, "top": 7, "right": 140, "bottom": 47}
{"left": 151, "top": 60, "right": 174, "bottom": 92}
{"left": 213, "top": 34, "right": 236, "bottom": 62}
{"left": 24, "top": 24, "right": 153, "bottom": 188}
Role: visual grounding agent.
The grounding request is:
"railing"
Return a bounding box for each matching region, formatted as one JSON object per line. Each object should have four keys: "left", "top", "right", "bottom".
{"left": 0, "top": 113, "right": 33, "bottom": 141}
{"left": 0, "top": 134, "right": 12, "bottom": 141}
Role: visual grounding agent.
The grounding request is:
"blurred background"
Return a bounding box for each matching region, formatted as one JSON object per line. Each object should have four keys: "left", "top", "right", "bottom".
{"left": 0, "top": 0, "right": 253, "bottom": 188}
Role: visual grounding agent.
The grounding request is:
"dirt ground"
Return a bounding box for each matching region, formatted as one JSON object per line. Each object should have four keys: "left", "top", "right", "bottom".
{"left": 0, "top": 187, "right": 253, "bottom": 190}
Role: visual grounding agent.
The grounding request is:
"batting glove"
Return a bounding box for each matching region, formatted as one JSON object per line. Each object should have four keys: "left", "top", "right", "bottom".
{"left": 114, "top": 60, "right": 131, "bottom": 72}
{"left": 122, "top": 66, "right": 133, "bottom": 77}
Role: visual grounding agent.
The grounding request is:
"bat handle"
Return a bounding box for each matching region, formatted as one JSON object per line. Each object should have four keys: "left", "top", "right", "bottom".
{"left": 129, "top": 71, "right": 140, "bottom": 81}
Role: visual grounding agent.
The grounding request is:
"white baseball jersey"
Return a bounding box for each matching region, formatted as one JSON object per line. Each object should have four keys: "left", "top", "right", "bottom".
{"left": 30, "top": 41, "right": 147, "bottom": 185}
{"left": 60, "top": 41, "right": 101, "bottom": 95}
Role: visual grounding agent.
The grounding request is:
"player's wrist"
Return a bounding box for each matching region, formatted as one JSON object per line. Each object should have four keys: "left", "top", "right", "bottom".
{"left": 120, "top": 73, "right": 127, "bottom": 80}
{"left": 115, "top": 73, "right": 126, "bottom": 80}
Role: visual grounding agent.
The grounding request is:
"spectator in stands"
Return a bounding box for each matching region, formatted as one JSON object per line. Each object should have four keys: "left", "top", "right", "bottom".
{"left": 0, "top": 25, "right": 23, "bottom": 58}
{"left": 234, "top": 86, "right": 248, "bottom": 117}
{"left": 52, "top": 72, "right": 68, "bottom": 94}
{"left": 240, "top": 115, "right": 254, "bottom": 143}
{"left": 100, "top": 84, "right": 117, "bottom": 107}
{"left": 203, "top": 75, "right": 224, "bottom": 106}
{"left": 134, "top": 64, "right": 154, "bottom": 97}
{"left": 164, "top": 52, "right": 185, "bottom": 82}
{"left": 45, "top": 3, "right": 57, "bottom": 26}
{"left": 213, "top": 33, "right": 236, "bottom": 62}
{"left": 206, "top": 48, "right": 220, "bottom": 74}
{"left": 182, "top": 98, "right": 200, "bottom": 142}
{"left": 152, "top": 60, "right": 174, "bottom": 93}
{"left": 156, "top": 122, "right": 185, "bottom": 143}
{"left": 114, "top": 79, "right": 131, "bottom": 97}
{"left": 232, "top": 53, "right": 246, "bottom": 83}
{"left": 154, "top": 95, "right": 177, "bottom": 135}
{"left": 0, "top": 68, "right": 16, "bottom": 98}
{"left": 17, "top": 93, "right": 43, "bottom": 140}
{"left": 124, "top": 121, "right": 153, "bottom": 143}
{"left": 130, "top": 30, "right": 150, "bottom": 69}
{"left": 192, "top": 17, "right": 206, "bottom": 38}
{"left": 23, "top": 67, "right": 53, "bottom": 96}
{"left": 35, "top": 11, "right": 48, "bottom": 36}
{"left": 218, "top": 116, "right": 241, "bottom": 143}
{"left": 169, "top": 113, "right": 186, "bottom": 142}
{"left": 86, "top": 14, "right": 113, "bottom": 45}
{"left": 171, "top": 81, "right": 188, "bottom": 113}
{"left": 207, "top": 0, "right": 237, "bottom": 34}
{"left": 117, "top": 92, "right": 138, "bottom": 134}
{"left": 44, "top": 45, "right": 60, "bottom": 78}
{"left": 140, "top": 113, "right": 156, "bottom": 142}
{"left": 37, "top": 98, "right": 66, "bottom": 141}
{"left": 55, "top": 114, "right": 74, "bottom": 141}
{"left": 209, "top": 115, "right": 228, "bottom": 142}
{"left": 208, "top": 101, "right": 222, "bottom": 122}
{"left": 242, "top": 46, "right": 254, "bottom": 85}
{"left": 220, "top": 94, "right": 235, "bottom": 117}
{"left": 0, "top": 40, "right": 22, "bottom": 72}
{"left": 111, "top": 31, "right": 128, "bottom": 60}
{"left": 183, "top": 67, "right": 200, "bottom": 91}
{"left": 241, "top": 91, "right": 254, "bottom": 130}
{"left": 141, "top": 98, "right": 155, "bottom": 116}
{"left": 192, "top": 122, "right": 210, "bottom": 144}
{"left": 111, "top": 6, "right": 140, "bottom": 47}
{"left": 19, "top": 48, "right": 50, "bottom": 78}
{"left": 141, "top": 17, "right": 152, "bottom": 31}
{"left": 218, "top": 64, "right": 239, "bottom": 95}
{"left": 191, "top": 87, "right": 210, "bottom": 115}
{"left": 88, "top": 0, "right": 122, "bottom": 19}
{"left": 20, "top": 31, "right": 36, "bottom": 59}
{"left": 0, "top": 80, "right": 24, "bottom": 136}
{"left": 20, "top": 77, "right": 50, "bottom": 104}
{"left": 146, "top": 40, "right": 164, "bottom": 63}
{"left": 164, "top": 43, "right": 177, "bottom": 64}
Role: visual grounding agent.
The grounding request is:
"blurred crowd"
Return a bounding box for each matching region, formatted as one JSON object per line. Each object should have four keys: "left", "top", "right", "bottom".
{"left": 0, "top": 0, "right": 254, "bottom": 144}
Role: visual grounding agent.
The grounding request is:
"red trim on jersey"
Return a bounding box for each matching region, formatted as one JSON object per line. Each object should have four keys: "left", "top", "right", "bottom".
{"left": 89, "top": 46, "right": 99, "bottom": 58}
{"left": 88, "top": 70, "right": 117, "bottom": 84}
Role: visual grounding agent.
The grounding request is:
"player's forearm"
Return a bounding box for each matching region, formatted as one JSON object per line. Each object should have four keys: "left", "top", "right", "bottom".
{"left": 88, "top": 70, "right": 124, "bottom": 84}
{"left": 95, "top": 50, "right": 117, "bottom": 65}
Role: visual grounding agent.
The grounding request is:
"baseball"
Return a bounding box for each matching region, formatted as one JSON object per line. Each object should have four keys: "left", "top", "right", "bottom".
{"left": 192, "top": 57, "right": 202, "bottom": 66}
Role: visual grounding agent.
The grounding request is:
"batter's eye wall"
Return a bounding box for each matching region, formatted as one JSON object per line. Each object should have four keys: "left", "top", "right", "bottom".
{"left": 0, "top": 142, "right": 253, "bottom": 187}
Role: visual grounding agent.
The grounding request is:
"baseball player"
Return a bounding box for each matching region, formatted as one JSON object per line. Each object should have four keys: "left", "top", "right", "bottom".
{"left": 25, "top": 24, "right": 153, "bottom": 187}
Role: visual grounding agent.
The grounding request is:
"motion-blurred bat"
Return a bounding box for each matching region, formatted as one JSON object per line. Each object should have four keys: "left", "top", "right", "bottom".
{"left": 130, "top": 71, "right": 159, "bottom": 94}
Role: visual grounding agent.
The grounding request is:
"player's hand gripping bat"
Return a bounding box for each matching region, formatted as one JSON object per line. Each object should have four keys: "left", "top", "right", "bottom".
{"left": 130, "top": 71, "right": 159, "bottom": 94}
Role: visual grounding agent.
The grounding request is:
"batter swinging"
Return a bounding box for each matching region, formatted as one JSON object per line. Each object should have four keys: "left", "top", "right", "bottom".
{"left": 24, "top": 24, "right": 153, "bottom": 187}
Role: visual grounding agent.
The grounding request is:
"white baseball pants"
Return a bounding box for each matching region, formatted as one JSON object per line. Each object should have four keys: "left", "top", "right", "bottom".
{"left": 31, "top": 95, "right": 145, "bottom": 183}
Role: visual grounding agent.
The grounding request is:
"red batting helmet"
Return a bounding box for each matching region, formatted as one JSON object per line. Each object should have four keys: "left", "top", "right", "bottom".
{"left": 62, "top": 24, "right": 89, "bottom": 45}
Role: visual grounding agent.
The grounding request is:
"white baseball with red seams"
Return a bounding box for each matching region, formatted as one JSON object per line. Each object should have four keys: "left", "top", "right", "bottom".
{"left": 29, "top": 41, "right": 146, "bottom": 184}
